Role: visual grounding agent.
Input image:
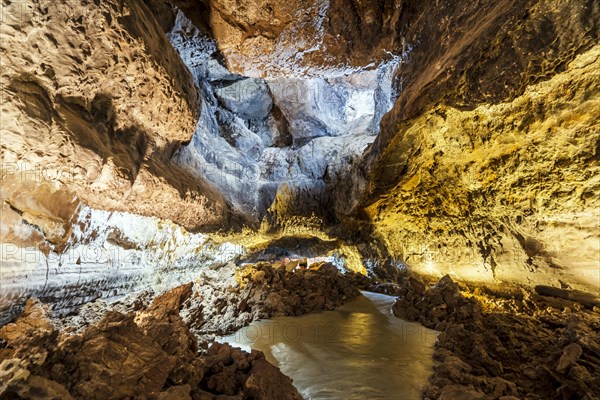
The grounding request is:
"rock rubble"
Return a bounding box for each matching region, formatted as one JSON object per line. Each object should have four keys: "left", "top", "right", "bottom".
{"left": 0, "top": 261, "right": 360, "bottom": 399}
{"left": 392, "top": 275, "right": 600, "bottom": 399}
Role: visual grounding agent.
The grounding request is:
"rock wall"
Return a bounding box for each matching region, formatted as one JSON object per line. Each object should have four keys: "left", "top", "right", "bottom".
{"left": 0, "top": 206, "right": 244, "bottom": 325}
{"left": 165, "top": 9, "right": 402, "bottom": 225}
{"left": 1, "top": 0, "right": 231, "bottom": 232}
{"left": 0, "top": 0, "right": 240, "bottom": 320}
{"left": 165, "top": 0, "right": 599, "bottom": 293}
{"left": 335, "top": 0, "right": 600, "bottom": 293}
{"left": 2, "top": 0, "right": 599, "bottom": 320}
{"left": 171, "top": 0, "right": 406, "bottom": 77}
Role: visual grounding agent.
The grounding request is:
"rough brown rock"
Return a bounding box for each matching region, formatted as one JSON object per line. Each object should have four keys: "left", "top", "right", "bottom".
{"left": 244, "top": 358, "right": 303, "bottom": 400}
{"left": 182, "top": 261, "right": 360, "bottom": 339}
{"left": 67, "top": 312, "right": 176, "bottom": 399}
{"left": 439, "top": 385, "right": 485, "bottom": 400}
{"left": 172, "top": 0, "right": 402, "bottom": 77}
{"left": 392, "top": 275, "right": 481, "bottom": 330}
{"left": 0, "top": 360, "right": 74, "bottom": 400}
{"left": 0, "top": 0, "right": 231, "bottom": 263}
{"left": 393, "top": 275, "right": 600, "bottom": 399}
{"left": 0, "top": 282, "right": 307, "bottom": 400}
{"left": 557, "top": 343, "right": 583, "bottom": 374}
{"left": 158, "top": 384, "right": 193, "bottom": 400}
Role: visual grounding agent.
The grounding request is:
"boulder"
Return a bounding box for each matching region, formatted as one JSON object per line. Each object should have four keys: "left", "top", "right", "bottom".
{"left": 556, "top": 343, "right": 583, "bottom": 374}
{"left": 69, "top": 312, "right": 176, "bottom": 399}
{"left": 244, "top": 358, "right": 303, "bottom": 400}
{"left": 158, "top": 385, "right": 193, "bottom": 400}
{"left": 215, "top": 79, "right": 273, "bottom": 120}
{"left": 0, "top": 360, "right": 74, "bottom": 400}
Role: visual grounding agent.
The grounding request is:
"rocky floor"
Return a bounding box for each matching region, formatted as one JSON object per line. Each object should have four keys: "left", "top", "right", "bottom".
{"left": 0, "top": 261, "right": 360, "bottom": 399}
{"left": 393, "top": 275, "right": 600, "bottom": 400}
{"left": 6, "top": 258, "right": 598, "bottom": 400}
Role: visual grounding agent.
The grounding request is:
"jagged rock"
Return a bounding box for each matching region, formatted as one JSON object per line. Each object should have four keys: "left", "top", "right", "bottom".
{"left": 215, "top": 79, "right": 273, "bottom": 120}
{"left": 182, "top": 261, "right": 359, "bottom": 339}
{"left": 136, "top": 283, "right": 201, "bottom": 385}
{"left": 0, "top": 299, "right": 57, "bottom": 372}
{"left": 0, "top": 281, "right": 310, "bottom": 400}
{"left": 67, "top": 311, "right": 176, "bottom": 399}
{"left": 394, "top": 275, "right": 600, "bottom": 399}
{"left": 556, "top": 343, "right": 583, "bottom": 374}
{"left": 437, "top": 356, "right": 472, "bottom": 382}
{"left": 0, "top": 299, "right": 55, "bottom": 346}
{"left": 0, "top": 265, "right": 359, "bottom": 399}
{"left": 171, "top": 0, "right": 400, "bottom": 77}
{"left": 244, "top": 358, "right": 303, "bottom": 400}
{"left": 158, "top": 384, "right": 193, "bottom": 400}
{"left": 0, "top": 359, "right": 74, "bottom": 400}
{"left": 439, "top": 384, "right": 485, "bottom": 400}
{"left": 200, "top": 343, "right": 303, "bottom": 400}
{"left": 392, "top": 275, "right": 480, "bottom": 330}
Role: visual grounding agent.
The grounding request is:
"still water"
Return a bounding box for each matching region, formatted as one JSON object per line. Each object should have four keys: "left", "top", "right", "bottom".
{"left": 219, "top": 291, "right": 438, "bottom": 400}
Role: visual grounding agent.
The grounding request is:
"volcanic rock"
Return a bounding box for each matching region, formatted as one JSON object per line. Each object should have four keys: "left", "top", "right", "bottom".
{"left": 393, "top": 276, "right": 600, "bottom": 399}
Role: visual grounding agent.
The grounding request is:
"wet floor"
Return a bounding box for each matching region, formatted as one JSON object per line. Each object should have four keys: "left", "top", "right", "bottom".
{"left": 219, "top": 291, "right": 438, "bottom": 399}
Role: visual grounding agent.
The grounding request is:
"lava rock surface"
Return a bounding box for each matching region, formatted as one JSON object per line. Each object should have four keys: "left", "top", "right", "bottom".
{"left": 393, "top": 275, "right": 600, "bottom": 399}
{"left": 0, "top": 261, "right": 360, "bottom": 399}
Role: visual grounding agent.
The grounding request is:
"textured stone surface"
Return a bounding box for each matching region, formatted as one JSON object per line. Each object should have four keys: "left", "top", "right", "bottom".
{"left": 1, "top": 2, "right": 600, "bottom": 398}
{"left": 0, "top": 262, "right": 361, "bottom": 398}
{"left": 166, "top": 8, "right": 401, "bottom": 224}
{"left": 0, "top": 0, "right": 240, "bottom": 321}
{"left": 171, "top": 0, "right": 404, "bottom": 77}
{"left": 335, "top": 1, "right": 600, "bottom": 292}
{"left": 0, "top": 0, "right": 232, "bottom": 232}
{"left": 181, "top": 261, "right": 360, "bottom": 339}
{"left": 392, "top": 275, "right": 600, "bottom": 399}
{"left": 0, "top": 206, "right": 245, "bottom": 325}
{"left": 215, "top": 79, "right": 273, "bottom": 120}
{"left": 165, "top": 0, "right": 600, "bottom": 294}
{"left": 0, "top": 282, "right": 308, "bottom": 399}
{"left": 358, "top": 45, "right": 599, "bottom": 292}
{"left": 244, "top": 358, "right": 303, "bottom": 400}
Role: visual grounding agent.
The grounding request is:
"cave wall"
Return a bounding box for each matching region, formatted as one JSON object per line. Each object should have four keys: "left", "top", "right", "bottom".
{"left": 362, "top": 49, "right": 599, "bottom": 291}
{"left": 171, "top": 0, "right": 406, "bottom": 77}
{"left": 164, "top": 8, "right": 402, "bottom": 226}
{"left": 162, "top": 0, "right": 600, "bottom": 291}
{"left": 0, "top": 0, "right": 396, "bottom": 317}
{"left": 335, "top": 0, "right": 600, "bottom": 292}
{"left": 1, "top": 0, "right": 598, "bottom": 315}
{"left": 0, "top": 0, "right": 231, "bottom": 232}
{"left": 0, "top": 0, "right": 241, "bottom": 318}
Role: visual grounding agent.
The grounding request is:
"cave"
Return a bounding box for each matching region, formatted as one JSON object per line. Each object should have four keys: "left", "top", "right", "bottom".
{"left": 0, "top": 0, "right": 599, "bottom": 399}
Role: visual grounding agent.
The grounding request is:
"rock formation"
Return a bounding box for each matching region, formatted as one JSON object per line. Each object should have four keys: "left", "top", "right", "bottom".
{"left": 392, "top": 275, "right": 600, "bottom": 399}
{"left": 335, "top": 0, "right": 600, "bottom": 293}
{"left": 3, "top": 0, "right": 597, "bottom": 308}
{"left": 170, "top": 0, "right": 405, "bottom": 77}
{"left": 1, "top": 262, "right": 357, "bottom": 399}
{"left": 1, "top": 0, "right": 599, "bottom": 399}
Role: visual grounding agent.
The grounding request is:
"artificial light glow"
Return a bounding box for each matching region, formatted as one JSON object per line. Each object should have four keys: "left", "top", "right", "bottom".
{"left": 426, "top": 260, "right": 438, "bottom": 275}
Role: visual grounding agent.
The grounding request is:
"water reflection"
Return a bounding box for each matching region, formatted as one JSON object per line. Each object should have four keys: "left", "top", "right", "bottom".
{"left": 219, "top": 292, "right": 438, "bottom": 399}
